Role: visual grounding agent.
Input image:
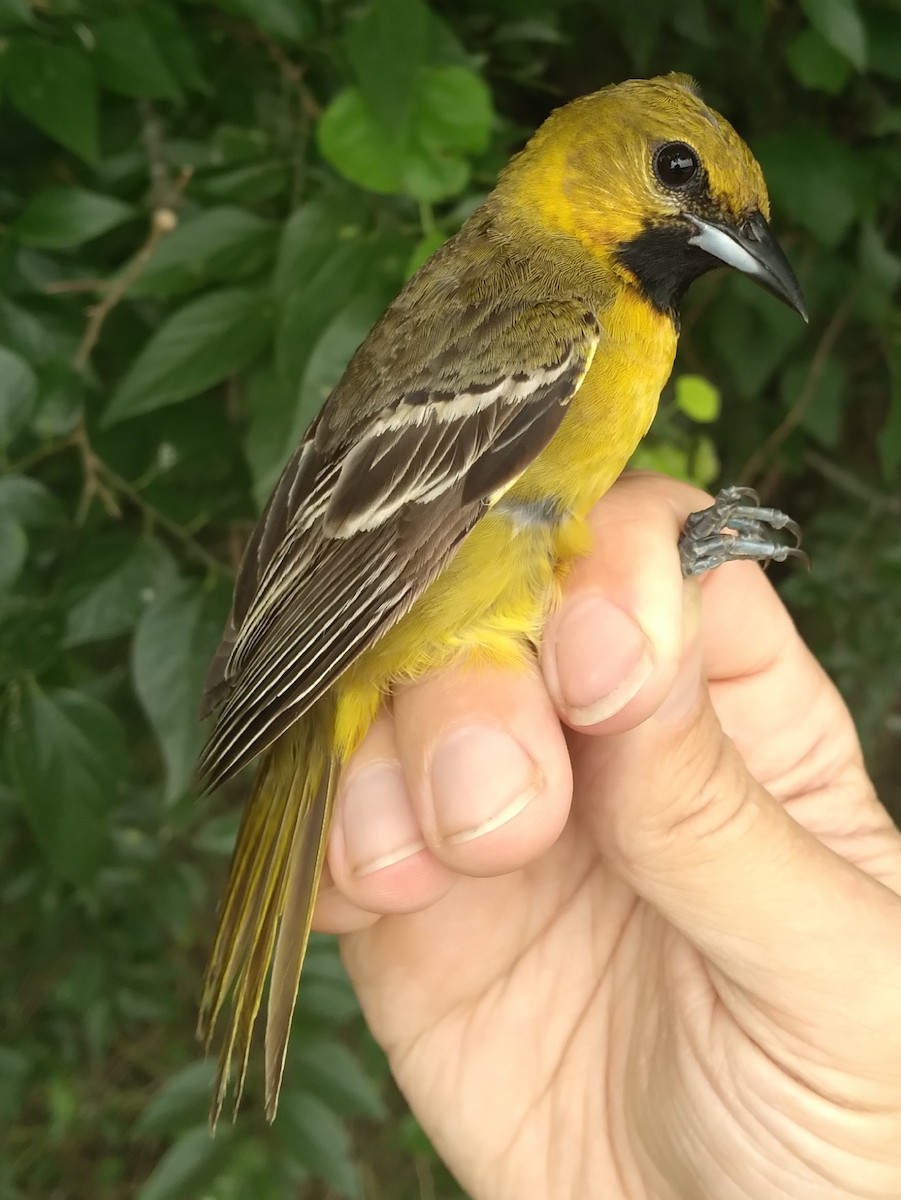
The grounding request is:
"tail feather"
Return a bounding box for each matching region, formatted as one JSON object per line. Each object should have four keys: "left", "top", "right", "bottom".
{"left": 199, "top": 779, "right": 285, "bottom": 1037}
{"left": 265, "top": 759, "right": 336, "bottom": 1119}
{"left": 198, "top": 710, "right": 335, "bottom": 1128}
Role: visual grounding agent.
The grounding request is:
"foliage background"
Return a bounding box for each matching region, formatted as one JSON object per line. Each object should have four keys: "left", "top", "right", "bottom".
{"left": 1, "top": 0, "right": 899, "bottom": 1196}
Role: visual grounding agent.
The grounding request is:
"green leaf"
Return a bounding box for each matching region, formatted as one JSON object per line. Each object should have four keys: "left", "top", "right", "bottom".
{"left": 105, "top": 288, "right": 274, "bottom": 423}
{"left": 30, "top": 361, "right": 84, "bottom": 439}
{"left": 275, "top": 1092, "right": 362, "bottom": 1199}
{"left": 629, "top": 441, "right": 694, "bottom": 483}
{"left": 15, "top": 187, "right": 135, "bottom": 249}
{"left": 130, "top": 207, "right": 276, "bottom": 297}
{"left": 401, "top": 144, "right": 469, "bottom": 204}
{"left": 5, "top": 38, "right": 100, "bottom": 162}
{"left": 871, "top": 108, "right": 901, "bottom": 136}
{"left": 319, "top": 67, "right": 491, "bottom": 201}
{"left": 93, "top": 15, "right": 183, "bottom": 100}
{"left": 671, "top": 0, "right": 714, "bottom": 46}
{"left": 708, "top": 277, "right": 805, "bottom": 399}
{"left": 273, "top": 196, "right": 368, "bottom": 299}
{"left": 607, "top": 0, "right": 665, "bottom": 68}
{"left": 799, "top": 0, "right": 866, "bottom": 70}
{"left": 0, "top": 345, "right": 38, "bottom": 445}
{"left": 272, "top": 201, "right": 389, "bottom": 392}
{"left": 0, "top": 475, "right": 65, "bottom": 528}
{"left": 757, "top": 131, "right": 859, "bottom": 247}
{"left": 690, "top": 433, "right": 719, "bottom": 488}
{"left": 191, "top": 160, "right": 290, "bottom": 206}
{"left": 0, "top": 0, "right": 32, "bottom": 29}
{"left": 318, "top": 89, "right": 406, "bottom": 194}
{"left": 858, "top": 221, "right": 901, "bottom": 303}
{"left": 400, "top": 64, "right": 493, "bottom": 191}
{"left": 866, "top": 5, "right": 901, "bottom": 81}
{"left": 0, "top": 516, "right": 27, "bottom": 591}
{"left": 879, "top": 334, "right": 901, "bottom": 478}
{"left": 253, "top": 280, "right": 396, "bottom": 506}
{"left": 345, "top": 0, "right": 428, "bottom": 135}
{"left": 782, "top": 357, "right": 845, "bottom": 449}
{"left": 65, "top": 537, "right": 179, "bottom": 647}
{"left": 290, "top": 1038, "right": 386, "bottom": 1119}
{"left": 275, "top": 238, "right": 369, "bottom": 387}
{"left": 141, "top": 2, "right": 209, "bottom": 93}
{"left": 244, "top": 365, "right": 297, "bottom": 510}
{"left": 675, "top": 374, "right": 720, "bottom": 423}
{"left": 0, "top": 1046, "right": 29, "bottom": 1124}
{"left": 785, "top": 28, "right": 853, "bottom": 94}
{"left": 0, "top": 297, "right": 76, "bottom": 366}
{"left": 290, "top": 287, "right": 389, "bottom": 443}
{"left": 295, "top": 938, "right": 361, "bottom": 1022}
{"left": 213, "top": 0, "right": 313, "bottom": 43}
{"left": 134, "top": 1061, "right": 217, "bottom": 1136}
{"left": 7, "top": 686, "right": 125, "bottom": 883}
{"left": 137, "top": 1125, "right": 233, "bottom": 1200}
{"left": 131, "top": 579, "right": 232, "bottom": 801}
{"left": 0, "top": 598, "right": 65, "bottom": 686}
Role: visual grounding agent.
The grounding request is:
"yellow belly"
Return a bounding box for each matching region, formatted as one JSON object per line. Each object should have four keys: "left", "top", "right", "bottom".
{"left": 332, "top": 290, "right": 676, "bottom": 755}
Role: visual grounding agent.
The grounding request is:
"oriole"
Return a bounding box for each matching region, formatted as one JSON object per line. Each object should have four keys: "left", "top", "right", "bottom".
{"left": 197, "top": 73, "right": 807, "bottom": 1122}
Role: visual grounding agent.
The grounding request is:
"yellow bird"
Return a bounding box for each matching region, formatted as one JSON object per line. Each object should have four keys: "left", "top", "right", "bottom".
{"left": 197, "top": 72, "right": 806, "bottom": 1122}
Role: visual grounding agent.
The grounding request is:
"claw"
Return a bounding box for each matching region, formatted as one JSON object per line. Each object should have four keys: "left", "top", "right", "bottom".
{"left": 679, "top": 486, "right": 807, "bottom": 579}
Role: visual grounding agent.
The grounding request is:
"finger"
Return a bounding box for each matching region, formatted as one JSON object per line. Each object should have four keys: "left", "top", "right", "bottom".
{"left": 328, "top": 716, "right": 457, "bottom": 916}
{"left": 541, "top": 471, "right": 699, "bottom": 732}
{"left": 580, "top": 650, "right": 901, "bottom": 1071}
{"left": 393, "top": 658, "right": 572, "bottom": 877}
{"left": 697, "top": 557, "right": 866, "bottom": 784}
{"left": 312, "top": 861, "right": 381, "bottom": 934}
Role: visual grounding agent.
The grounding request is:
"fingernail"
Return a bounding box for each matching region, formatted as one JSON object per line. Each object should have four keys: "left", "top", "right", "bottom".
{"left": 430, "top": 726, "right": 541, "bottom": 845}
{"left": 341, "top": 761, "right": 425, "bottom": 876}
{"left": 553, "top": 594, "right": 654, "bottom": 725}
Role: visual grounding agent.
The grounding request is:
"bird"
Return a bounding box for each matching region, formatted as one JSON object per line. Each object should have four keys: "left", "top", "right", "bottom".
{"left": 196, "top": 71, "right": 807, "bottom": 1124}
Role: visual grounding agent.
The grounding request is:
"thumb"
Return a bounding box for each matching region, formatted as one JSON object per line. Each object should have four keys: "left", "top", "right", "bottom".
{"left": 578, "top": 600, "right": 901, "bottom": 1030}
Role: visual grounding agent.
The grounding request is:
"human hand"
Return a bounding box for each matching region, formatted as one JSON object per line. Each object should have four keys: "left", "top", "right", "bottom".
{"left": 314, "top": 472, "right": 901, "bottom": 1200}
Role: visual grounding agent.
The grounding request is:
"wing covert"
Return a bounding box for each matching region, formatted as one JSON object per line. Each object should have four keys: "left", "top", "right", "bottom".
{"left": 198, "top": 298, "right": 599, "bottom": 791}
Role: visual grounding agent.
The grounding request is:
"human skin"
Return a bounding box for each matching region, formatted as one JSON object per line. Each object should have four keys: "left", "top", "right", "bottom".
{"left": 312, "top": 472, "right": 901, "bottom": 1200}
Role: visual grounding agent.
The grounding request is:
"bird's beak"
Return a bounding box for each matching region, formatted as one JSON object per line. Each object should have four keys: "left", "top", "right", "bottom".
{"left": 687, "top": 211, "right": 808, "bottom": 322}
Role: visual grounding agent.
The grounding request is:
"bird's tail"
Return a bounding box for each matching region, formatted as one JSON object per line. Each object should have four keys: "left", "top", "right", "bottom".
{"left": 198, "top": 704, "right": 337, "bottom": 1127}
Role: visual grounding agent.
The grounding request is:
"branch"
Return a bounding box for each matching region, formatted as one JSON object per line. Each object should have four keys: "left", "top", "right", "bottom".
{"left": 72, "top": 419, "right": 120, "bottom": 523}
{"left": 739, "top": 300, "right": 851, "bottom": 484}
{"left": 806, "top": 450, "right": 901, "bottom": 517}
{"left": 72, "top": 205, "right": 180, "bottom": 374}
{"left": 96, "top": 461, "right": 231, "bottom": 575}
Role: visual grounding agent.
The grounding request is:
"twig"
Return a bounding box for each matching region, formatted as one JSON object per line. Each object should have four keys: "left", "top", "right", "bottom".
{"left": 72, "top": 419, "right": 120, "bottom": 523}
{"left": 260, "top": 35, "right": 321, "bottom": 120}
{"left": 43, "top": 278, "right": 110, "bottom": 295}
{"left": 97, "top": 460, "right": 231, "bottom": 575}
{"left": 806, "top": 449, "right": 901, "bottom": 516}
{"left": 72, "top": 205, "right": 180, "bottom": 374}
{"left": 139, "top": 99, "right": 183, "bottom": 211}
{"left": 739, "top": 299, "right": 851, "bottom": 484}
{"left": 38, "top": 105, "right": 226, "bottom": 572}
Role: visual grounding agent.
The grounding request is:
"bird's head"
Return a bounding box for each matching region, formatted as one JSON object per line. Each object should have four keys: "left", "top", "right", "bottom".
{"left": 499, "top": 73, "right": 807, "bottom": 321}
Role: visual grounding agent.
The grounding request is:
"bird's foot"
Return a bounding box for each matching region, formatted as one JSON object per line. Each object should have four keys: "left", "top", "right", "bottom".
{"left": 679, "top": 485, "right": 807, "bottom": 578}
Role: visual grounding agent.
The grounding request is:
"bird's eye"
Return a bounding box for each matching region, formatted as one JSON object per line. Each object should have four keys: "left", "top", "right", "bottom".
{"left": 654, "top": 142, "right": 700, "bottom": 189}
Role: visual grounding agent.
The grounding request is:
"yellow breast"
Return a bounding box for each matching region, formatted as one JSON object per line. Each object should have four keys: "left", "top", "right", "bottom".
{"left": 513, "top": 287, "right": 677, "bottom": 517}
